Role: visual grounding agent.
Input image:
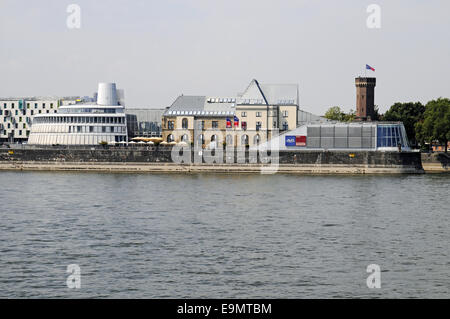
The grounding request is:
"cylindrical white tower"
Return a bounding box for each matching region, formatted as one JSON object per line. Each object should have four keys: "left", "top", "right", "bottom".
{"left": 97, "top": 83, "right": 119, "bottom": 106}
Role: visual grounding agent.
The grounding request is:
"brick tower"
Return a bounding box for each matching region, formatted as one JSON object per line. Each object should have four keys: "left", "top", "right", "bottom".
{"left": 355, "top": 77, "right": 376, "bottom": 121}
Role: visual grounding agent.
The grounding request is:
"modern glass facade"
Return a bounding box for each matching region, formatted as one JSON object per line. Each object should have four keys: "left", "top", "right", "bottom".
{"left": 263, "top": 122, "right": 411, "bottom": 151}
{"left": 376, "top": 124, "right": 408, "bottom": 148}
{"left": 126, "top": 108, "right": 164, "bottom": 138}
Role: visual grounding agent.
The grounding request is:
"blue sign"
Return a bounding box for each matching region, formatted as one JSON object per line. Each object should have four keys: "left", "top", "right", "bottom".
{"left": 285, "top": 136, "right": 296, "bottom": 147}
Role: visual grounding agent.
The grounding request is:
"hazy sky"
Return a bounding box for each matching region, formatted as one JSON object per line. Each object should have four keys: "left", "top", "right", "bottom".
{"left": 1, "top": 0, "right": 449, "bottom": 114}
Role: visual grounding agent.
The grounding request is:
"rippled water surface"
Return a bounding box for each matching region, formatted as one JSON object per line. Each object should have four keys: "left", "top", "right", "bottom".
{"left": 0, "top": 172, "right": 449, "bottom": 298}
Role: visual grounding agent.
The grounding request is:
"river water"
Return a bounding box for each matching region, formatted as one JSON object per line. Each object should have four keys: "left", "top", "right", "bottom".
{"left": 0, "top": 171, "right": 448, "bottom": 298}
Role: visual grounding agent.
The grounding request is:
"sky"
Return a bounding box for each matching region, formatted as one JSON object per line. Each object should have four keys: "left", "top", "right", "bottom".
{"left": 0, "top": 0, "right": 449, "bottom": 115}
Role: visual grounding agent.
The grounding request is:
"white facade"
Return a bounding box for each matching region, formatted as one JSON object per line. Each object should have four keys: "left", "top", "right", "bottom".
{"left": 28, "top": 83, "right": 128, "bottom": 145}
{"left": 0, "top": 98, "right": 61, "bottom": 143}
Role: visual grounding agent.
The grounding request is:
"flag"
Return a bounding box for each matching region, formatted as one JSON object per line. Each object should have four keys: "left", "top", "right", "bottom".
{"left": 226, "top": 117, "right": 232, "bottom": 128}
{"left": 366, "top": 64, "right": 375, "bottom": 71}
{"left": 233, "top": 115, "right": 239, "bottom": 127}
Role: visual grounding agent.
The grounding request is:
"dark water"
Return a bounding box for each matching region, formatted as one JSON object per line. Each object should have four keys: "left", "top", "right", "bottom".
{"left": 0, "top": 171, "right": 449, "bottom": 298}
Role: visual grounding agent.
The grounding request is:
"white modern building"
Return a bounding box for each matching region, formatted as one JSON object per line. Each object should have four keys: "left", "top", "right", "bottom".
{"left": 28, "top": 83, "right": 128, "bottom": 145}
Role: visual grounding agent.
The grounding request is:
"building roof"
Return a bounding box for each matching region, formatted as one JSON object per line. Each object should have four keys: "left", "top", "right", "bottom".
{"left": 238, "top": 79, "right": 299, "bottom": 105}
{"left": 0, "top": 96, "right": 80, "bottom": 101}
{"left": 163, "top": 79, "right": 300, "bottom": 117}
{"left": 164, "top": 95, "right": 235, "bottom": 117}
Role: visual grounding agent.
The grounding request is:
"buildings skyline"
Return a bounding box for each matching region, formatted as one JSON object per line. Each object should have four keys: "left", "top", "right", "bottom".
{"left": 2, "top": 1, "right": 449, "bottom": 116}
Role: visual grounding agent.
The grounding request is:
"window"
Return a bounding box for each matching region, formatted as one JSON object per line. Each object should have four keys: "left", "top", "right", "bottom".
{"left": 167, "top": 134, "right": 174, "bottom": 142}
{"left": 241, "top": 134, "right": 249, "bottom": 146}
{"left": 254, "top": 134, "right": 261, "bottom": 145}
{"left": 241, "top": 112, "right": 247, "bottom": 117}
{"left": 241, "top": 121, "right": 247, "bottom": 131}
{"left": 283, "top": 121, "right": 289, "bottom": 130}
{"left": 182, "top": 118, "right": 188, "bottom": 129}
{"left": 273, "top": 121, "right": 278, "bottom": 128}
{"left": 181, "top": 134, "right": 189, "bottom": 142}
{"left": 256, "top": 112, "right": 262, "bottom": 117}
{"left": 168, "top": 121, "right": 174, "bottom": 130}
{"left": 198, "top": 120, "right": 205, "bottom": 130}
{"left": 212, "top": 121, "right": 218, "bottom": 129}
{"left": 256, "top": 121, "right": 262, "bottom": 131}
{"left": 226, "top": 134, "right": 233, "bottom": 145}
{"left": 377, "top": 125, "right": 406, "bottom": 148}
{"left": 283, "top": 110, "right": 289, "bottom": 117}
{"left": 198, "top": 134, "right": 205, "bottom": 145}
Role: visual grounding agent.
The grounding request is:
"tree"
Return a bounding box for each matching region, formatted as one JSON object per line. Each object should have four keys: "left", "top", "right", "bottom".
{"left": 415, "top": 98, "right": 450, "bottom": 153}
{"left": 324, "top": 106, "right": 355, "bottom": 122}
{"left": 383, "top": 102, "right": 425, "bottom": 146}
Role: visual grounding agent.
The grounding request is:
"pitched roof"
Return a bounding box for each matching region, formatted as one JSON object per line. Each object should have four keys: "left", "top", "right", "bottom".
{"left": 164, "top": 95, "right": 235, "bottom": 117}
{"left": 238, "top": 79, "right": 299, "bottom": 105}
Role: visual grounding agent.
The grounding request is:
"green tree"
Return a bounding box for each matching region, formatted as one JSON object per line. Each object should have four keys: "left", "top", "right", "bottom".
{"left": 324, "top": 106, "right": 354, "bottom": 122}
{"left": 324, "top": 106, "right": 343, "bottom": 121}
{"left": 383, "top": 102, "right": 425, "bottom": 146}
{"left": 415, "top": 98, "right": 450, "bottom": 153}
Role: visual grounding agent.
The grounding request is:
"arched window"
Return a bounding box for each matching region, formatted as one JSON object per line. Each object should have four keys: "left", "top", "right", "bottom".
{"left": 182, "top": 118, "right": 188, "bottom": 129}
{"left": 254, "top": 134, "right": 260, "bottom": 145}
{"left": 226, "top": 134, "right": 233, "bottom": 146}
{"left": 167, "top": 134, "right": 174, "bottom": 142}
{"left": 241, "top": 134, "right": 249, "bottom": 146}
{"left": 198, "top": 134, "right": 204, "bottom": 145}
{"left": 210, "top": 135, "right": 217, "bottom": 149}
{"left": 181, "top": 134, "right": 189, "bottom": 142}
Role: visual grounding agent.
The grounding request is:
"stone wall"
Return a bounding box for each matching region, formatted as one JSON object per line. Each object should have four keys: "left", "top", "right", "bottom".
{"left": 0, "top": 146, "right": 423, "bottom": 169}
{"left": 421, "top": 152, "right": 449, "bottom": 173}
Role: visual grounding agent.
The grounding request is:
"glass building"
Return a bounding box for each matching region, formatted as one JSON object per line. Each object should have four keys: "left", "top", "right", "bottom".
{"left": 258, "top": 122, "right": 410, "bottom": 151}
{"left": 125, "top": 108, "right": 164, "bottom": 138}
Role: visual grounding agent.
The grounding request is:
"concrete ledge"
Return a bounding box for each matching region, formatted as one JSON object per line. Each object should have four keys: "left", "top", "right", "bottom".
{"left": 421, "top": 153, "right": 449, "bottom": 173}
{"left": 0, "top": 161, "right": 424, "bottom": 174}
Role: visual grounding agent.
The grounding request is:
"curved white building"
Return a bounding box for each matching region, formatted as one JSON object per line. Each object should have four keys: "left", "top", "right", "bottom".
{"left": 28, "top": 83, "right": 128, "bottom": 145}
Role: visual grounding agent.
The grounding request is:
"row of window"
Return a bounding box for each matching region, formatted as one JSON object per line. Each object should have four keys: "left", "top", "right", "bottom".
{"left": 33, "top": 116, "right": 126, "bottom": 124}
{"left": 0, "top": 117, "right": 31, "bottom": 124}
{"left": 167, "top": 133, "right": 262, "bottom": 146}
{"left": 30, "top": 135, "right": 127, "bottom": 144}
{"left": 167, "top": 119, "right": 289, "bottom": 131}
{"left": 240, "top": 110, "right": 288, "bottom": 118}
{"left": 1, "top": 130, "right": 30, "bottom": 137}
{"left": 0, "top": 109, "right": 55, "bottom": 117}
{"left": 1, "top": 123, "right": 27, "bottom": 129}
{"left": 32, "top": 125, "right": 126, "bottom": 134}
{"left": 58, "top": 108, "right": 118, "bottom": 114}
{"left": 1, "top": 102, "right": 55, "bottom": 109}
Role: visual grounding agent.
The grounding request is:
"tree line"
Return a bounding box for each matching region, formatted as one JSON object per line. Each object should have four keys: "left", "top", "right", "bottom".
{"left": 324, "top": 98, "right": 450, "bottom": 152}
